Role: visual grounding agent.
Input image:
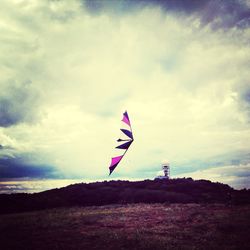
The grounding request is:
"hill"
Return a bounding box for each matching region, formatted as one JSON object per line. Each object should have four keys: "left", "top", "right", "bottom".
{"left": 0, "top": 178, "right": 250, "bottom": 214}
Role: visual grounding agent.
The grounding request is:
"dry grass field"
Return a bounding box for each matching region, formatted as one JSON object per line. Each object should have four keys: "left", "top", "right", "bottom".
{"left": 1, "top": 203, "right": 250, "bottom": 250}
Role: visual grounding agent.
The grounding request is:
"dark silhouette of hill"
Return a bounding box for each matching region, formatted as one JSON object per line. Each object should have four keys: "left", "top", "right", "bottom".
{"left": 0, "top": 178, "right": 249, "bottom": 214}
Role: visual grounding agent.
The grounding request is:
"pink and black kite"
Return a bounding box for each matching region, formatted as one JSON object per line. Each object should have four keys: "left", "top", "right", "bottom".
{"left": 109, "top": 111, "right": 134, "bottom": 175}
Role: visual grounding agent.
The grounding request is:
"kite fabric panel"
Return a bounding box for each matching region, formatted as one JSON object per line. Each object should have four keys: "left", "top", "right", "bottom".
{"left": 122, "top": 111, "right": 131, "bottom": 126}
{"left": 116, "top": 141, "right": 132, "bottom": 149}
{"left": 120, "top": 129, "right": 133, "bottom": 139}
{"left": 109, "top": 111, "right": 134, "bottom": 175}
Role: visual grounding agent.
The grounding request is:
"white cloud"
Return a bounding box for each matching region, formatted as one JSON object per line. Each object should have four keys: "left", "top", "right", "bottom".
{"left": 0, "top": 0, "right": 250, "bottom": 187}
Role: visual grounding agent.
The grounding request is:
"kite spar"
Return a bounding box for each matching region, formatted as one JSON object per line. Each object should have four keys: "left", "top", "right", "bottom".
{"left": 109, "top": 111, "right": 134, "bottom": 175}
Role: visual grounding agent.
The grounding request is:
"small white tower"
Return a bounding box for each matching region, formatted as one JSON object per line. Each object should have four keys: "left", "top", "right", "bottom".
{"left": 162, "top": 161, "right": 170, "bottom": 179}
{"left": 155, "top": 160, "right": 170, "bottom": 180}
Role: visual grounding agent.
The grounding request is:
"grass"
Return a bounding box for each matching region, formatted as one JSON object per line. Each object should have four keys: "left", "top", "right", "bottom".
{"left": 0, "top": 203, "right": 250, "bottom": 250}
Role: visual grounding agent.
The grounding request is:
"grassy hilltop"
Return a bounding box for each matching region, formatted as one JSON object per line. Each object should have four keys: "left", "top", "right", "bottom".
{"left": 0, "top": 178, "right": 250, "bottom": 214}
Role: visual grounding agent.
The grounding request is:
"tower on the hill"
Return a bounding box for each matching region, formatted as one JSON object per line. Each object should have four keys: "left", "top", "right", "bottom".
{"left": 162, "top": 161, "right": 170, "bottom": 179}
{"left": 155, "top": 160, "right": 170, "bottom": 180}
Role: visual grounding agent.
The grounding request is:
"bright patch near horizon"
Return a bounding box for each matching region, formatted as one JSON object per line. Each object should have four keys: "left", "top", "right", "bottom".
{"left": 0, "top": 0, "right": 250, "bottom": 191}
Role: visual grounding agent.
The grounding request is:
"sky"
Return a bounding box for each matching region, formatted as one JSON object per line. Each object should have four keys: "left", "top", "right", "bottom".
{"left": 0, "top": 0, "right": 250, "bottom": 193}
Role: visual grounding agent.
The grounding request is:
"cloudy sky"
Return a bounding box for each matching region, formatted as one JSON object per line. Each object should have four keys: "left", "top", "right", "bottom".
{"left": 0, "top": 0, "right": 250, "bottom": 193}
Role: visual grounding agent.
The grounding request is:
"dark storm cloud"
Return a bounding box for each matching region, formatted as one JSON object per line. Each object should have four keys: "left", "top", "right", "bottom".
{"left": 82, "top": 0, "right": 250, "bottom": 29}
{"left": 0, "top": 145, "right": 14, "bottom": 150}
{"left": 199, "top": 0, "right": 250, "bottom": 29}
{"left": 233, "top": 84, "right": 250, "bottom": 120}
{"left": 83, "top": 0, "right": 210, "bottom": 13}
{"left": 241, "top": 86, "right": 250, "bottom": 104}
{"left": 0, "top": 157, "right": 59, "bottom": 178}
{"left": 0, "top": 80, "right": 41, "bottom": 127}
{"left": 242, "top": 89, "right": 250, "bottom": 119}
